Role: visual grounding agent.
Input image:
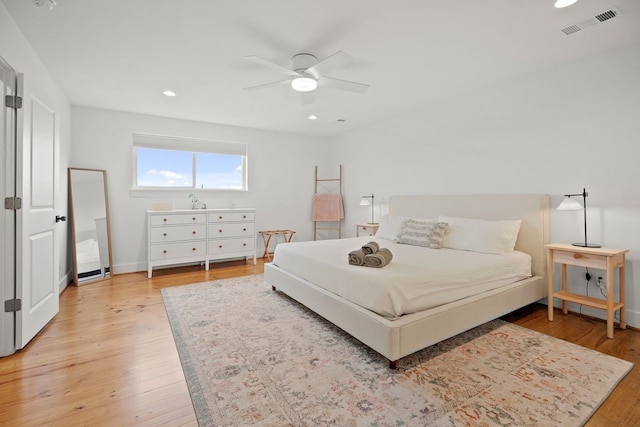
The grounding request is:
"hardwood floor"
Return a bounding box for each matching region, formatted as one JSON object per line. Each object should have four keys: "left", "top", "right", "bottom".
{"left": 1, "top": 259, "right": 638, "bottom": 426}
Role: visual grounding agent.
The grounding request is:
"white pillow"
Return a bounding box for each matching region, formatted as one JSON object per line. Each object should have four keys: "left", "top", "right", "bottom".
{"left": 438, "top": 215, "right": 522, "bottom": 254}
{"left": 395, "top": 218, "right": 448, "bottom": 249}
{"left": 374, "top": 215, "right": 405, "bottom": 240}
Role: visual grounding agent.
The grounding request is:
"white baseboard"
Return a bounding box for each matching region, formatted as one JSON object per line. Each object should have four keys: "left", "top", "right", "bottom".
{"left": 59, "top": 270, "right": 73, "bottom": 294}
{"left": 113, "top": 262, "right": 147, "bottom": 275}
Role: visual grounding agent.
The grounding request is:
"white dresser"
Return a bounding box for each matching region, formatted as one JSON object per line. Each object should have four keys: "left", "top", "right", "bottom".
{"left": 147, "top": 208, "right": 256, "bottom": 278}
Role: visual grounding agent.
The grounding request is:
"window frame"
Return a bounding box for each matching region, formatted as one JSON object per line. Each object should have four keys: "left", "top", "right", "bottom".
{"left": 131, "top": 133, "right": 248, "bottom": 194}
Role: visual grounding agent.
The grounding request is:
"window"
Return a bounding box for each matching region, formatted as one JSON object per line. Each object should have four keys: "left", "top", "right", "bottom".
{"left": 132, "top": 133, "right": 247, "bottom": 191}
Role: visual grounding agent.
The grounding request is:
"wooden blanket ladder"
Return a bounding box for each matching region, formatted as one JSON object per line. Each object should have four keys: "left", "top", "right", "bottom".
{"left": 313, "top": 165, "right": 343, "bottom": 240}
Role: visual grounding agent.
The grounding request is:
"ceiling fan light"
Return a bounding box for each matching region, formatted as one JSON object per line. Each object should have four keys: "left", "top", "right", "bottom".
{"left": 291, "top": 77, "right": 317, "bottom": 92}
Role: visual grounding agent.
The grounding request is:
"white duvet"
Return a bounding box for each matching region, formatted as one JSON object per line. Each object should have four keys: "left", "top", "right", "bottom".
{"left": 272, "top": 236, "right": 531, "bottom": 319}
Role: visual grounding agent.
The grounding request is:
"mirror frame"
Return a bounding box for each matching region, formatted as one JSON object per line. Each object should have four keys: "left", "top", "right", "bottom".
{"left": 68, "top": 167, "right": 113, "bottom": 286}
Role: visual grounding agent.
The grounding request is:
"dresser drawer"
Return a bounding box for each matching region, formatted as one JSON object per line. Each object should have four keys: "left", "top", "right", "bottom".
{"left": 149, "top": 224, "right": 207, "bottom": 243}
{"left": 208, "top": 237, "right": 254, "bottom": 255}
{"left": 208, "top": 211, "right": 255, "bottom": 223}
{"left": 208, "top": 223, "right": 255, "bottom": 239}
{"left": 149, "top": 213, "right": 207, "bottom": 226}
{"left": 149, "top": 241, "right": 207, "bottom": 260}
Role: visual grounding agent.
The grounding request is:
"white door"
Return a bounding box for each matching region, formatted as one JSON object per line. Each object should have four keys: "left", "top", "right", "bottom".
{"left": 0, "top": 57, "right": 17, "bottom": 356}
{"left": 16, "top": 78, "right": 60, "bottom": 348}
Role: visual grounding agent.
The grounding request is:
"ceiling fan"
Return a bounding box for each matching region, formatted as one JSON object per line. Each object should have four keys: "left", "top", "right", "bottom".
{"left": 243, "top": 51, "right": 369, "bottom": 105}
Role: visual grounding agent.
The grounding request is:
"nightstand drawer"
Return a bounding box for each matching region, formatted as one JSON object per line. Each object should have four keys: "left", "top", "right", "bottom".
{"left": 553, "top": 250, "right": 607, "bottom": 269}
{"left": 356, "top": 223, "right": 379, "bottom": 237}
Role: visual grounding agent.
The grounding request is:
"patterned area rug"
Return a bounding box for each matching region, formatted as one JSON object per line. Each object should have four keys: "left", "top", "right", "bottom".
{"left": 162, "top": 275, "right": 632, "bottom": 426}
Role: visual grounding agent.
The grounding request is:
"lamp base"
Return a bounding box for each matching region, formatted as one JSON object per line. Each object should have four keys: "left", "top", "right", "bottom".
{"left": 571, "top": 242, "right": 601, "bottom": 248}
{"left": 367, "top": 222, "right": 379, "bottom": 225}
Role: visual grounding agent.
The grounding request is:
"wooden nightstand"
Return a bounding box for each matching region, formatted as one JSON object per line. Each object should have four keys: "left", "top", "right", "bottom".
{"left": 546, "top": 243, "right": 629, "bottom": 338}
{"left": 356, "top": 223, "right": 379, "bottom": 237}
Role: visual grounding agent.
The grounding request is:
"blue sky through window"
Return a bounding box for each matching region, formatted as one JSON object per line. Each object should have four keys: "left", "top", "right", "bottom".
{"left": 136, "top": 147, "right": 244, "bottom": 189}
{"left": 196, "top": 152, "right": 243, "bottom": 189}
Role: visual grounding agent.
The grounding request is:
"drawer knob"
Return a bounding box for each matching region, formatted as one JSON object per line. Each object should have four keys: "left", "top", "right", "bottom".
{"left": 219, "top": 216, "right": 223, "bottom": 219}
{"left": 219, "top": 229, "right": 223, "bottom": 233}
{"left": 243, "top": 215, "right": 246, "bottom": 219}
{"left": 163, "top": 250, "right": 167, "bottom": 254}
{"left": 163, "top": 218, "right": 167, "bottom": 222}
{"left": 219, "top": 245, "right": 223, "bottom": 248}
{"left": 243, "top": 228, "right": 247, "bottom": 231}
{"left": 192, "top": 217, "right": 196, "bottom": 221}
{"left": 192, "top": 247, "right": 196, "bottom": 251}
{"left": 192, "top": 231, "right": 196, "bottom": 235}
{"left": 573, "top": 253, "right": 582, "bottom": 259}
{"left": 243, "top": 243, "right": 246, "bottom": 247}
{"left": 163, "top": 233, "right": 167, "bottom": 237}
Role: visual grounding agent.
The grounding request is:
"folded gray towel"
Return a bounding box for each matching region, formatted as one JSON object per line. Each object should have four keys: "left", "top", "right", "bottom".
{"left": 361, "top": 241, "right": 379, "bottom": 255}
{"left": 348, "top": 249, "right": 366, "bottom": 266}
{"left": 364, "top": 248, "right": 393, "bottom": 268}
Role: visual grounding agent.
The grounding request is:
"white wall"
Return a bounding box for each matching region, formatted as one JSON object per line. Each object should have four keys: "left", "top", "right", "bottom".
{"left": 0, "top": 2, "right": 72, "bottom": 291}
{"left": 70, "top": 106, "right": 332, "bottom": 273}
{"left": 330, "top": 42, "right": 640, "bottom": 327}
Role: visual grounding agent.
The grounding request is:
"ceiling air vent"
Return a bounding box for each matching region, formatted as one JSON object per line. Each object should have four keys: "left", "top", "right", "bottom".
{"left": 561, "top": 6, "right": 622, "bottom": 36}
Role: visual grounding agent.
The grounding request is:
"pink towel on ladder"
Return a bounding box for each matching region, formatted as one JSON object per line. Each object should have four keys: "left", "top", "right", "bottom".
{"left": 312, "top": 194, "right": 344, "bottom": 221}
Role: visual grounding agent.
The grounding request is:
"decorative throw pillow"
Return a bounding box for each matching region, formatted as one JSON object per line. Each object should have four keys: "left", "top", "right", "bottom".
{"left": 394, "top": 218, "right": 448, "bottom": 249}
{"left": 375, "top": 215, "right": 405, "bottom": 240}
{"left": 438, "top": 215, "right": 522, "bottom": 254}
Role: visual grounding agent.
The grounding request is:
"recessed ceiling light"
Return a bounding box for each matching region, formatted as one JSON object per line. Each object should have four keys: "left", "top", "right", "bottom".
{"left": 163, "top": 90, "right": 177, "bottom": 97}
{"left": 308, "top": 115, "right": 318, "bottom": 120}
{"left": 554, "top": 0, "right": 578, "bottom": 8}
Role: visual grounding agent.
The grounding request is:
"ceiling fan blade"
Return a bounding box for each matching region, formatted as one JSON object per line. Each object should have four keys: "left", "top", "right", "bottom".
{"left": 300, "top": 91, "right": 315, "bottom": 105}
{"left": 318, "top": 76, "right": 369, "bottom": 94}
{"left": 244, "top": 55, "right": 301, "bottom": 77}
{"left": 306, "top": 50, "right": 353, "bottom": 79}
{"left": 243, "top": 79, "right": 291, "bottom": 91}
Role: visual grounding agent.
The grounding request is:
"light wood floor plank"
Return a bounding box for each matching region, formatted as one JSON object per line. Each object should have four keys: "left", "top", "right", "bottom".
{"left": 1, "top": 259, "right": 638, "bottom": 426}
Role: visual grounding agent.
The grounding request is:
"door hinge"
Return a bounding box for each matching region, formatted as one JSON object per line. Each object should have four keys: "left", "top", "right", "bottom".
{"left": 4, "top": 94, "right": 23, "bottom": 109}
{"left": 4, "top": 197, "right": 22, "bottom": 210}
{"left": 4, "top": 299, "right": 22, "bottom": 313}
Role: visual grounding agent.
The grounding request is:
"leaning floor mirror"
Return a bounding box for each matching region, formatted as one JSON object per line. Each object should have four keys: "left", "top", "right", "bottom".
{"left": 68, "top": 168, "right": 113, "bottom": 286}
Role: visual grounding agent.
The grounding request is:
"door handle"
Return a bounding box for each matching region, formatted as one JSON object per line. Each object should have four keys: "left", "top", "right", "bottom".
{"left": 55, "top": 215, "right": 66, "bottom": 222}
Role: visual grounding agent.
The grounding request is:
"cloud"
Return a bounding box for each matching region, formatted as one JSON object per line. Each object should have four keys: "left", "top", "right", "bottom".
{"left": 148, "top": 169, "right": 186, "bottom": 180}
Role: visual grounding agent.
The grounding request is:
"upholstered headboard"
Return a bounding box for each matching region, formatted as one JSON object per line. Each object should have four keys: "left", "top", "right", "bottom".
{"left": 389, "top": 194, "right": 549, "bottom": 278}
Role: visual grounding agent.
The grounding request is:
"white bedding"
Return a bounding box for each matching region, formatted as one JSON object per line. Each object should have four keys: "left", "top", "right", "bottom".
{"left": 272, "top": 236, "right": 531, "bottom": 319}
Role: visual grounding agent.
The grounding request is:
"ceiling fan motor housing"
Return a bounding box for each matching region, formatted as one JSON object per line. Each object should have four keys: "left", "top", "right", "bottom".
{"left": 292, "top": 53, "right": 318, "bottom": 74}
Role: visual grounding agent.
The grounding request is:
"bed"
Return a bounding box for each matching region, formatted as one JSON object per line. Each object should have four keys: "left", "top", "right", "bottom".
{"left": 264, "top": 194, "right": 549, "bottom": 368}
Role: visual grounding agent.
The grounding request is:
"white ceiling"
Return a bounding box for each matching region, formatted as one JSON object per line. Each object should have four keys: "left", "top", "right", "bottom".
{"left": 2, "top": 0, "right": 639, "bottom": 136}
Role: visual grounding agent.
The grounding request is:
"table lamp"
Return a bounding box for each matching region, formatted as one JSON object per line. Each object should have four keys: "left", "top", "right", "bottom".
{"left": 557, "top": 188, "right": 600, "bottom": 248}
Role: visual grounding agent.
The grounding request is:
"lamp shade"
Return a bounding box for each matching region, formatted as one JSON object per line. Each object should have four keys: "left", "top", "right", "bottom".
{"left": 359, "top": 197, "right": 371, "bottom": 206}
{"left": 557, "top": 197, "right": 583, "bottom": 211}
